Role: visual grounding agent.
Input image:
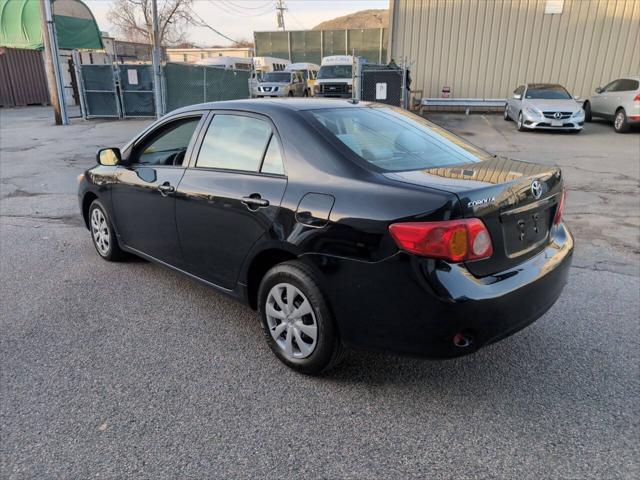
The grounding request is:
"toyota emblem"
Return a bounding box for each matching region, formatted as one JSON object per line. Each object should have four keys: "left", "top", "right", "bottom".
{"left": 531, "top": 180, "right": 543, "bottom": 199}
{"left": 553, "top": 112, "right": 562, "bottom": 119}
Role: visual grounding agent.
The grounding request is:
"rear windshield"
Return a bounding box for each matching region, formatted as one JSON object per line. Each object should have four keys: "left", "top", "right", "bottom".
{"left": 263, "top": 72, "right": 291, "bottom": 82}
{"left": 525, "top": 85, "right": 572, "bottom": 99}
{"left": 307, "top": 107, "right": 488, "bottom": 172}
{"left": 317, "top": 65, "right": 352, "bottom": 79}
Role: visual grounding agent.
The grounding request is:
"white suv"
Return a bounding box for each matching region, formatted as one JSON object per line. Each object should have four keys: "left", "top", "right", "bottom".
{"left": 584, "top": 77, "right": 640, "bottom": 133}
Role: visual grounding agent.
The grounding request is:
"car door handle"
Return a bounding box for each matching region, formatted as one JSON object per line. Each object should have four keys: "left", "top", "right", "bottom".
{"left": 241, "top": 195, "right": 269, "bottom": 208}
{"left": 157, "top": 182, "right": 175, "bottom": 196}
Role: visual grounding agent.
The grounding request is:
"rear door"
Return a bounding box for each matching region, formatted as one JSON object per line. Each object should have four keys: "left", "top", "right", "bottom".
{"left": 175, "top": 111, "right": 287, "bottom": 289}
{"left": 111, "top": 113, "right": 205, "bottom": 265}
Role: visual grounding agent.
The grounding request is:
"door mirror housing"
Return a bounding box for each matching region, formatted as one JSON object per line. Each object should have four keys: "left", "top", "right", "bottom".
{"left": 595, "top": 87, "right": 603, "bottom": 94}
{"left": 97, "top": 147, "right": 121, "bottom": 166}
{"left": 513, "top": 94, "right": 522, "bottom": 100}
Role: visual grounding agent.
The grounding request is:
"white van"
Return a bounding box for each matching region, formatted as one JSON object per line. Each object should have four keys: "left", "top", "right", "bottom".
{"left": 195, "top": 56, "right": 252, "bottom": 71}
{"left": 315, "top": 56, "right": 356, "bottom": 98}
{"left": 285, "top": 62, "right": 320, "bottom": 96}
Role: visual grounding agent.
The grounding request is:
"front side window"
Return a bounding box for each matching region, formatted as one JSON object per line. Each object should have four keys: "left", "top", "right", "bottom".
{"left": 602, "top": 80, "right": 620, "bottom": 92}
{"left": 134, "top": 117, "right": 201, "bottom": 166}
{"left": 514, "top": 85, "right": 525, "bottom": 96}
{"left": 307, "top": 107, "right": 488, "bottom": 172}
{"left": 196, "top": 114, "right": 272, "bottom": 172}
{"left": 525, "top": 85, "right": 572, "bottom": 99}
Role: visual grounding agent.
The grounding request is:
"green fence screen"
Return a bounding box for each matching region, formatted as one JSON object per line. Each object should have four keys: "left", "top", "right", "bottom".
{"left": 255, "top": 28, "right": 387, "bottom": 65}
{"left": 164, "top": 63, "right": 250, "bottom": 113}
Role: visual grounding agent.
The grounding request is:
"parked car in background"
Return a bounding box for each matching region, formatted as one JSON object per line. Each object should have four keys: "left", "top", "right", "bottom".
{"left": 254, "top": 71, "right": 307, "bottom": 98}
{"left": 79, "top": 99, "right": 573, "bottom": 374}
{"left": 504, "top": 83, "right": 584, "bottom": 132}
{"left": 314, "top": 55, "right": 355, "bottom": 98}
{"left": 285, "top": 62, "right": 320, "bottom": 97}
{"left": 584, "top": 77, "right": 640, "bottom": 133}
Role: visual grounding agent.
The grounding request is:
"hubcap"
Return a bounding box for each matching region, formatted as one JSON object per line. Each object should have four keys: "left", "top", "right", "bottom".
{"left": 265, "top": 283, "right": 318, "bottom": 359}
{"left": 90, "top": 207, "right": 110, "bottom": 256}
{"left": 615, "top": 112, "right": 624, "bottom": 129}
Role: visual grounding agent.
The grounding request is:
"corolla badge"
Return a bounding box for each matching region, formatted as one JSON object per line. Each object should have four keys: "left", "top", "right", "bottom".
{"left": 467, "top": 197, "right": 495, "bottom": 208}
{"left": 531, "top": 180, "right": 543, "bottom": 199}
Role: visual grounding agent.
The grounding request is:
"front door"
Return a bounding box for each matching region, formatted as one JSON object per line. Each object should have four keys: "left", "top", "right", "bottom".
{"left": 176, "top": 112, "right": 287, "bottom": 289}
{"left": 111, "top": 114, "right": 204, "bottom": 265}
{"left": 591, "top": 80, "right": 619, "bottom": 116}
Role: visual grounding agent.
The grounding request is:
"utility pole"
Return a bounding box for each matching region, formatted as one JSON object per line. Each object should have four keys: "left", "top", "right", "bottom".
{"left": 151, "top": 0, "right": 163, "bottom": 118}
{"left": 276, "top": 0, "right": 286, "bottom": 31}
{"left": 39, "top": 0, "right": 68, "bottom": 125}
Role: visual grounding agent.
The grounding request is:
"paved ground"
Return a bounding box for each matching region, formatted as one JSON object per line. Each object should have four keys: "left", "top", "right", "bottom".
{"left": 1, "top": 107, "right": 638, "bottom": 479}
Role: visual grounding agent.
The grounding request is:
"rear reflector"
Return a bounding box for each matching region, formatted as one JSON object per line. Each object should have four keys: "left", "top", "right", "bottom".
{"left": 389, "top": 218, "right": 493, "bottom": 262}
{"left": 553, "top": 188, "right": 566, "bottom": 225}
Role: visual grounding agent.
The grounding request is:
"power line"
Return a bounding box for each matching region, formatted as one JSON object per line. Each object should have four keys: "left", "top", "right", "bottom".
{"left": 222, "top": 1, "right": 275, "bottom": 11}
{"left": 211, "top": 1, "right": 275, "bottom": 17}
{"left": 187, "top": 5, "right": 239, "bottom": 44}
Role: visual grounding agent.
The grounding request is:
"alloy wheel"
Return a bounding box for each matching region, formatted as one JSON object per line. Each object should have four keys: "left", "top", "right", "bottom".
{"left": 614, "top": 111, "right": 624, "bottom": 130}
{"left": 91, "top": 207, "right": 111, "bottom": 256}
{"left": 265, "top": 282, "right": 318, "bottom": 359}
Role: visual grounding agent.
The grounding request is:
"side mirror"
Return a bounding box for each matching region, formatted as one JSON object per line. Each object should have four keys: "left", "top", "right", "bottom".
{"left": 97, "top": 147, "right": 121, "bottom": 166}
{"left": 573, "top": 95, "right": 580, "bottom": 100}
{"left": 595, "top": 87, "right": 603, "bottom": 94}
{"left": 513, "top": 94, "right": 522, "bottom": 100}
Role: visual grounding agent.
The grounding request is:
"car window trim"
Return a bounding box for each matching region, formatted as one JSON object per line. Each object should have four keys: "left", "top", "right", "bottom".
{"left": 186, "top": 109, "right": 287, "bottom": 177}
{"left": 125, "top": 111, "right": 208, "bottom": 168}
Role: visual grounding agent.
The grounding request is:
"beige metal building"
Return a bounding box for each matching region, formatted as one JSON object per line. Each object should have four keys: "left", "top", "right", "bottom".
{"left": 388, "top": 0, "right": 640, "bottom": 100}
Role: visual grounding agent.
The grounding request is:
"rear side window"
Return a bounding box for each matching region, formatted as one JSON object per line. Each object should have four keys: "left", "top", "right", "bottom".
{"left": 196, "top": 114, "right": 284, "bottom": 174}
{"left": 308, "top": 107, "right": 488, "bottom": 172}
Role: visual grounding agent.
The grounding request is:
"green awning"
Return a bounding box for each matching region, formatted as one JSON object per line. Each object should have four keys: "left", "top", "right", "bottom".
{"left": 0, "top": 0, "right": 103, "bottom": 50}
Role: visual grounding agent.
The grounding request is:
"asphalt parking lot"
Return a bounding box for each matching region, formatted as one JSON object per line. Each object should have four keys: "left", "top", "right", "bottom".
{"left": 1, "top": 106, "right": 638, "bottom": 479}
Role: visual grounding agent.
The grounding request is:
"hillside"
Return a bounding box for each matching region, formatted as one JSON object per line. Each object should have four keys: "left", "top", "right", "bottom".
{"left": 312, "top": 9, "right": 388, "bottom": 30}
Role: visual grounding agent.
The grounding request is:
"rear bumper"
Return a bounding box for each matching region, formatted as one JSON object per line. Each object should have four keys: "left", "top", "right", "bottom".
{"left": 305, "top": 223, "right": 574, "bottom": 358}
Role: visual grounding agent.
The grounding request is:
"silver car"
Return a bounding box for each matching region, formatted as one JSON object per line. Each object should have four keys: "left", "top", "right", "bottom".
{"left": 584, "top": 77, "right": 640, "bottom": 133}
{"left": 254, "top": 71, "right": 307, "bottom": 98}
{"left": 504, "top": 83, "right": 585, "bottom": 133}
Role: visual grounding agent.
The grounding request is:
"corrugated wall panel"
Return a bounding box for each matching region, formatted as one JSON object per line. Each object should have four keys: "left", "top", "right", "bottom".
{"left": 389, "top": 0, "right": 640, "bottom": 99}
{"left": 0, "top": 47, "right": 49, "bottom": 107}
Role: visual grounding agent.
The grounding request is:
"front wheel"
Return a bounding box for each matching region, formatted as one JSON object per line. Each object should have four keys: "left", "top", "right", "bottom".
{"left": 503, "top": 105, "right": 510, "bottom": 121}
{"left": 89, "top": 199, "right": 125, "bottom": 261}
{"left": 614, "top": 108, "right": 630, "bottom": 133}
{"left": 584, "top": 101, "right": 592, "bottom": 122}
{"left": 258, "top": 261, "right": 344, "bottom": 374}
{"left": 517, "top": 111, "right": 527, "bottom": 131}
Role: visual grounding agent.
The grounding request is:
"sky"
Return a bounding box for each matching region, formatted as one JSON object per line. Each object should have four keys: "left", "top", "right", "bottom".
{"left": 84, "top": 0, "right": 389, "bottom": 46}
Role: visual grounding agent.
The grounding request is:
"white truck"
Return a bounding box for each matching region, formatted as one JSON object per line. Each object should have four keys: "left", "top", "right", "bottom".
{"left": 314, "top": 55, "right": 362, "bottom": 99}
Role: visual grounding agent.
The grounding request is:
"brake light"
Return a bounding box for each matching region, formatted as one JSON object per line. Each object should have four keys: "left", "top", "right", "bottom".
{"left": 634, "top": 93, "right": 640, "bottom": 102}
{"left": 389, "top": 219, "right": 493, "bottom": 262}
{"left": 553, "top": 188, "right": 566, "bottom": 225}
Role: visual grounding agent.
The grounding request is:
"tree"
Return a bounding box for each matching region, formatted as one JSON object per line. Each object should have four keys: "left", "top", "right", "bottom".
{"left": 232, "top": 39, "right": 254, "bottom": 49}
{"left": 107, "top": 0, "right": 196, "bottom": 46}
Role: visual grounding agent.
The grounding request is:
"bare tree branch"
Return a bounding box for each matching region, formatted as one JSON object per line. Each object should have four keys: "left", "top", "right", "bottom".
{"left": 107, "top": 0, "right": 196, "bottom": 46}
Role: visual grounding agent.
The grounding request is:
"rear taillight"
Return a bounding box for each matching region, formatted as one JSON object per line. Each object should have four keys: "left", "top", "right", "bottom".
{"left": 634, "top": 93, "right": 640, "bottom": 102}
{"left": 553, "top": 188, "right": 566, "bottom": 225}
{"left": 389, "top": 219, "right": 493, "bottom": 262}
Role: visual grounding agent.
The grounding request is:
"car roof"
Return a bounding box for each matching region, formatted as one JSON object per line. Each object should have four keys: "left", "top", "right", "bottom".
{"left": 170, "top": 98, "right": 374, "bottom": 115}
{"left": 526, "top": 83, "right": 566, "bottom": 89}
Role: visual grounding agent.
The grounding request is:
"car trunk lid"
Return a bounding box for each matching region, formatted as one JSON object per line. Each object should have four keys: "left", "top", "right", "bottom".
{"left": 384, "top": 156, "right": 563, "bottom": 276}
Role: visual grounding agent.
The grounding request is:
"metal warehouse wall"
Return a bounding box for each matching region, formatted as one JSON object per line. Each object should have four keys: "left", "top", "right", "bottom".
{"left": 0, "top": 47, "right": 49, "bottom": 107}
{"left": 389, "top": 0, "right": 640, "bottom": 99}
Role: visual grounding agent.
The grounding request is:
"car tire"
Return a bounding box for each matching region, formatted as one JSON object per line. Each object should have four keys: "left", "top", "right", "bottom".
{"left": 517, "top": 111, "right": 527, "bottom": 131}
{"left": 88, "top": 199, "right": 125, "bottom": 261}
{"left": 303, "top": 89, "right": 309, "bottom": 97}
{"left": 258, "top": 260, "right": 344, "bottom": 375}
{"left": 503, "top": 106, "right": 510, "bottom": 121}
{"left": 288, "top": 91, "right": 294, "bottom": 97}
{"left": 584, "top": 101, "right": 592, "bottom": 122}
{"left": 614, "top": 108, "right": 630, "bottom": 133}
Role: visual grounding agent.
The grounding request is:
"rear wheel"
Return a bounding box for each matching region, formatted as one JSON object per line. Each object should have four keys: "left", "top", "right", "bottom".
{"left": 303, "top": 89, "right": 309, "bottom": 97}
{"left": 503, "top": 105, "right": 510, "bottom": 121}
{"left": 584, "top": 101, "right": 592, "bottom": 122}
{"left": 258, "top": 261, "right": 344, "bottom": 374}
{"left": 517, "top": 111, "right": 527, "bottom": 131}
{"left": 89, "top": 199, "right": 125, "bottom": 261}
{"left": 614, "top": 108, "right": 630, "bottom": 133}
{"left": 288, "top": 91, "right": 294, "bottom": 97}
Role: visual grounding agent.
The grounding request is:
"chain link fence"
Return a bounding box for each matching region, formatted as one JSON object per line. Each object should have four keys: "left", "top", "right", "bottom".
{"left": 360, "top": 66, "right": 405, "bottom": 107}
{"left": 77, "top": 64, "right": 120, "bottom": 118}
{"left": 163, "top": 63, "right": 250, "bottom": 113}
{"left": 117, "top": 64, "right": 155, "bottom": 117}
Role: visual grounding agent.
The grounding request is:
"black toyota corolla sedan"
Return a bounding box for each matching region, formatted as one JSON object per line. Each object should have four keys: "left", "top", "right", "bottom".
{"left": 78, "top": 99, "right": 573, "bottom": 374}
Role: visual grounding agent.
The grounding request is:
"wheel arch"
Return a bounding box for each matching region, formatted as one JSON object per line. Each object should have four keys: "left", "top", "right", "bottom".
{"left": 81, "top": 191, "right": 99, "bottom": 229}
{"left": 245, "top": 247, "right": 298, "bottom": 310}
